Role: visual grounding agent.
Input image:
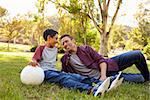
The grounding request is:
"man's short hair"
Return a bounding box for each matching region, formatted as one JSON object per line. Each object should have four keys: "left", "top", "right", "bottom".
{"left": 60, "top": 34, "right": 73, "bottom": 40}
{"left": 43, "top": 29, "right": 58, "bottom": 41}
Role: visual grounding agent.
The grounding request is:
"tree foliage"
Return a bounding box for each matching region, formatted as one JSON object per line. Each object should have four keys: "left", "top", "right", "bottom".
{"left": 126, "top": 1, "right": 150, "bottom": 50}
{"left": 1, "top": 18, "right": 24, "bottom": 50}
{"left": 49, "top": 0, "right": 123, "bottom": 56}
{"left": 0, "top": 6, "right": 7, "bottom": 17}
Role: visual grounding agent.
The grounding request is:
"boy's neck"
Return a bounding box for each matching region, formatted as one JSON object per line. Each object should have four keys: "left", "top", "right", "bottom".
{"left": 46, "top": 44, "right": 54, "bottom": 48}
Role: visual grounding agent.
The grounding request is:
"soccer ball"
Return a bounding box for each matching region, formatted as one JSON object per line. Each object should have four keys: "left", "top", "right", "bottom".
{"left": 20, "top": 65, "right": 45, "bottom": 85}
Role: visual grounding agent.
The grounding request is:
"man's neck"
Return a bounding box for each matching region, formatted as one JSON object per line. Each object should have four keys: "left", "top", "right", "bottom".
{"left": 70, "top": 45, "right": 77, "bottom": 54}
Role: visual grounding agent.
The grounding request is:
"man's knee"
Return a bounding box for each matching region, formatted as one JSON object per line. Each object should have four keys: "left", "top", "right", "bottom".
{"left": 132, "top": 50, "right": 143, "bottom": 58}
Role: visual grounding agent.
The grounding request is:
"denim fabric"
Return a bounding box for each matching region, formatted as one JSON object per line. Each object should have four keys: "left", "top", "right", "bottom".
{"left": 111, "top": 50, "right": 149, "bottom": 82}
{"left": 108, "top": 72, "right": 145, "bottom": 83}
{"left": 44, "top": 70, "right": 103, "bottom": 92}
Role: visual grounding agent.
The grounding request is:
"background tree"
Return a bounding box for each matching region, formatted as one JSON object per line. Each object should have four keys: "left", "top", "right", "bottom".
{"left": 1, "top": 18, "right": 23, "bottom": 50}
{"left": 34, "top": 0, "right": 52, "bottom": 45}
{"left": 0, "top": 7, "right": 7, "bottom": 30}
{"left": 108, "top": 25, "right": 130, "bottom": 51}
{"left": 130, "top": 1, "right": 150, "bottom": 59}
{"left": 49, "top": 0, "right": 123, "bottom": 56}
{"left": 0, "top": 6, "right": 7, "bottom": 17}
{"left": 50, "top": 0, "right": 91, "bottom": 45}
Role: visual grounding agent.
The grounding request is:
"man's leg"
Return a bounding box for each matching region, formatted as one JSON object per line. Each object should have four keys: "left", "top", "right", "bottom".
{"left": 107, "top": 71, "right": 145, "bottom": 83}
{"left": 121, "top": 73, "right": 145, "bottom": 83}
{"left": 111, "top": 50, "right": 149, "bottom": 81}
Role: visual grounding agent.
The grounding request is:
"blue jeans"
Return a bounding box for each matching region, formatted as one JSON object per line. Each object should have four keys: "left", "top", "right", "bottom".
{"left": 110, "top": 50, "right": 149, "bottom": 82}
{"left": 44, "top": 70, "right": 102, "bottom": 92}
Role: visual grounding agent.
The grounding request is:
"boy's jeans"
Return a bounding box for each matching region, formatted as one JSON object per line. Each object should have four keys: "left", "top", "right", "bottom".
{"left": 44, "top": 70, "right": 102, "bottom": 92}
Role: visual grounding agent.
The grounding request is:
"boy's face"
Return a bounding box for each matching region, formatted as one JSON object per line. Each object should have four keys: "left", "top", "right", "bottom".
{"left": 60, "top": 36, "right": 75, "bottom": 52}
{"left": 48, "top": 34, "right": 58, "bottom": 47}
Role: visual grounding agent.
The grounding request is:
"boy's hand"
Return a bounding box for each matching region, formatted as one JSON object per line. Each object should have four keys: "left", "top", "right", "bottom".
{"left": 28, "top": 61, "right": 39, "bottom": 67}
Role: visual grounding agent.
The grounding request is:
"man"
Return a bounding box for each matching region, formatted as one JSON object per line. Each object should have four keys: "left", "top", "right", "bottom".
{"left": 60, "top": 34, "right": 149, "bottom": 83}
{"left": 29, "top": 29, "right": 116, "bottom": 96}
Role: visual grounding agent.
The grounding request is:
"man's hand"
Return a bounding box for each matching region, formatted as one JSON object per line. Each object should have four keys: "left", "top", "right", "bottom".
{"left": 28, "top": 60, "right": 39, "bottom": 67}
{"left": 100, "top": 75, "right": 107, "bottom": 81}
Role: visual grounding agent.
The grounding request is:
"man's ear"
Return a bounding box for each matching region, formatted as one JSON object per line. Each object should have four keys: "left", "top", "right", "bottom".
{"left": 72, "top": 39, "right": 76, "bottom": 43}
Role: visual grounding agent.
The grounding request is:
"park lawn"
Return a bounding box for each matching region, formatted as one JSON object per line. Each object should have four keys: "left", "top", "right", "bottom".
{"left": 0, "top": 52, "right": 149, "bottom": 100}
{"left": 0, "top": 42, "right": 31, "bottom": 52}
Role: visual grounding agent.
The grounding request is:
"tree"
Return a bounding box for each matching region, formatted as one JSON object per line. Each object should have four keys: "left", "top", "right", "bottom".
{"left": 135, "top": 1, "right": 150, "bottom": 46}
{"left": 49, "top": 0, "right": 122, "bottom": 56}
{"left": 0, "top": 7, "right": 7, "bottom": 29}
{"left": 35, "top": 0, "right": 52, "bottom": 45}
{"left": 0, "top": 6, "right": 7, "bottom": 17}
{"left": 108, "top": 25, "right": 130, "bottom": 50}
{"left": 133, "top": 0, "right": 150, "bottom": 58}
{"left": 86, "top": 0, "right": 123, "bottom": 56}
{"left": 2, "top": 18, "right": 23, "bottom": 50}
{"left": 49, "top": 0, "right": 90, "bottom": 45}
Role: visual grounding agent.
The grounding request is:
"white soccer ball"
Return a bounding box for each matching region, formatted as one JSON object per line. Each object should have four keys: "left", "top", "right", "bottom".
{"left": 20, "top": 65, "right": 45, "bottom": 85}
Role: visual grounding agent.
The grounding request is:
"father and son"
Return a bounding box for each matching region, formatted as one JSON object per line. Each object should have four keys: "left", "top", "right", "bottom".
{"left": 28, "top": 29, "right": 149, "bottom": 96}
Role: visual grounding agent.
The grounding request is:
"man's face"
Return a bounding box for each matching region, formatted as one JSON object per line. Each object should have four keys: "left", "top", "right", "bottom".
{"left": 61, "top": 36, "right": 75, "bottom": 52}
{"left": 48, "top": 34, "right": 58, "bottom": 47}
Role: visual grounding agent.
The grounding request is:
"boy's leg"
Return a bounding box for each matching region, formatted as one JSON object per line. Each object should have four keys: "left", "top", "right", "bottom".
{"left": 44, "top": 70, "right": 92, "bottom": 92}
{"left": 111, "top": 50, "right": 149, "bottom": 81}
{"left": 45, "top": 70, "right": 112, "bottom": 96}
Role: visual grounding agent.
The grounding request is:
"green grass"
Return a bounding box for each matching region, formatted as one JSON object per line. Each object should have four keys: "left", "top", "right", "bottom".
{"left": 0, "top": 42, "right": 149, "bottom": 99}
{"left": 0, "top": 52, "right": 149, "bottom": 100}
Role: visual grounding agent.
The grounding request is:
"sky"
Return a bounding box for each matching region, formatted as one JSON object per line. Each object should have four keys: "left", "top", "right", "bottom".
{"left": 0, "top": 0, "right": 144, "bottom": 27}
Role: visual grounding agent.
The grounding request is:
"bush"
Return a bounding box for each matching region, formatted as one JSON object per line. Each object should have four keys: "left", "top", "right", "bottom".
{"left": 30, "top": 46, "right": 37, "bottom": 52}
{"left": 143, "top": 43, "right": 150, "bottom": 60}
{"left": 58, "top": 47, "right": 65, "bottom": 53}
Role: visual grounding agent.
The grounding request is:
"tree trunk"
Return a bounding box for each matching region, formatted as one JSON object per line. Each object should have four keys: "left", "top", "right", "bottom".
{"left": 99, "top": 33, "right": 108, "bottom": 57}
{"left": 83, "top": 33, "right": 86, "bottom": 45}
{"left": 13, "top": 37, "right": 16, "bottom": 44}
{"left": 7, "top": 40, "right": 10, "bottom": 51}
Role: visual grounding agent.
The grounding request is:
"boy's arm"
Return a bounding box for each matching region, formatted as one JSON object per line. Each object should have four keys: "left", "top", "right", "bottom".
{"left": 28, "top": 59, "right": 39, "bottom": 67}
{"left": 28, "top": 46, "right": 42, "bottom": 67}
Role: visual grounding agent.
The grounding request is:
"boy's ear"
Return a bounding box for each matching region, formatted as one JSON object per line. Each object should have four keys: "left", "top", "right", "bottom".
{"left": 47, "top": 35, "right": 51, "bottom": 40}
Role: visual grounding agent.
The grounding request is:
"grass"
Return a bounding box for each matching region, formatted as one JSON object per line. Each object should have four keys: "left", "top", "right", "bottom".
{"left": 0, "top": 43, "right": 150, "bottom": 100}
{"left": 0, "top": 42, "right": 31, "bottom": 52}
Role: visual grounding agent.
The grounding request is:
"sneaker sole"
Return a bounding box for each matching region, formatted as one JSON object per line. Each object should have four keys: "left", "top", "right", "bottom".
{"left": 107, "top": 71, "right": 122, "bottom": 92}
{"left": 94, "top": 77, "right": 110, "bottom": 96}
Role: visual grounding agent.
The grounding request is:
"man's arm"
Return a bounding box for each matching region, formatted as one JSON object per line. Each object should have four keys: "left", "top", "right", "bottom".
{"left": 86, "top": 46, "right": 108, "bottom": 80}
{"left": 99, "top": 62, "right": 107, "bottom": 81}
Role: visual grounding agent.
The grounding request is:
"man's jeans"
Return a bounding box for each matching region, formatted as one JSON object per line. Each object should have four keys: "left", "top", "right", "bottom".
{"left": 110, "top": 50, "right": 149, "bottom": 82}
{"left": 44, "top": 70, "right": 102, "bottom": 92}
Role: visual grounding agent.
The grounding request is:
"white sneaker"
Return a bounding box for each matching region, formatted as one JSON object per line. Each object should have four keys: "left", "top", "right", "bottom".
{"left": 107, "top": 71, "right": 123, "bottom": 92}
{"left": 117, "top": 77, "right": 124, "bottom": 87}
{"left": 94, "top": 77, "right": 110, "bottom": 96}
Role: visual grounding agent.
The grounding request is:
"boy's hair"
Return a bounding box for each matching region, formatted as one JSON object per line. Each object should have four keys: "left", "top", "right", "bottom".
{"left": 43, "top": 29, "right": 58, "bottom": 41}
{"left": 60, "top": 34, "right": 73, "bottom": 40}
